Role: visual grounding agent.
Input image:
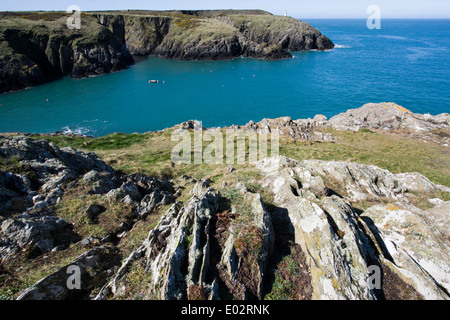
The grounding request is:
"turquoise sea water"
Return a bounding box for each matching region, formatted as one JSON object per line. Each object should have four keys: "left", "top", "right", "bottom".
{"left": 0, "top": 19, "right": 449, "bottom": 136}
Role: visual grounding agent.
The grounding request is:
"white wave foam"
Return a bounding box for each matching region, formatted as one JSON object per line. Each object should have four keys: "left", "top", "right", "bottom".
{"left": 334, "top": 44, "right": 352, "bottom": 49}
{"left": 60, "top": 126, "right": 93, "bottom": 136}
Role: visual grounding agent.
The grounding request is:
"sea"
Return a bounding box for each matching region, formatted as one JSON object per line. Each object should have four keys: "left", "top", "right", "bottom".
{"left": 0, "top": 19, "right": 449, "bottom": 137}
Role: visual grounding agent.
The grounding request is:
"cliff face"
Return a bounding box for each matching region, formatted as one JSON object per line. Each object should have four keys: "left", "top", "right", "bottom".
{"left": 100, "top": 11, "right": 334, "bottom": 59}
{"left": 0, "top": 10, "right": 334, "bottom": 93}
{"left": 0, "top": 14, "right": 133, "bottom": 93}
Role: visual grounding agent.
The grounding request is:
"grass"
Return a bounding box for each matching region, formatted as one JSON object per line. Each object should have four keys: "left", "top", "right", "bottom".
{"left": 166, "top": 17, "right": 239, "bottom": 47}
{"left": 1, "top": 124, "right": 448, "bottom": 300}
{"left": 265, "top": 243, "right": 312, "bottom": 300}
{"left": 279, "top": 128, "right": 450, "bottom": 187}
{"left": 0, "top": 244, "right": 88, "bottom": 299}
{"left": 53, "top": 181, "right": 134, "bottom": 239}
{"left": 25, "top": 126, "right": 449, "bottom": 188}
{"left": 2, "top": 126, "right": 448, "bottom": 297}
{"left": 29, "top": 132, "right": 151, "bottom": 151}
{"left": 113, "top": 260, "right": 151, "bottom": 300}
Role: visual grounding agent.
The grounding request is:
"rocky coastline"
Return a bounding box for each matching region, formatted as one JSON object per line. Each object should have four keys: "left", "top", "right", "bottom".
{"left": 0, "top": 10, "right": 334, "bottom": 93}
{"left": 1, "top": 102, "right": 449, "bottom": 300}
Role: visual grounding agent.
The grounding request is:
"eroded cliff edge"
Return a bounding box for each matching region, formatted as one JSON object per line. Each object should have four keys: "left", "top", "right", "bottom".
{"left": 0, "top": 10, "right": 334, "bottom": 93}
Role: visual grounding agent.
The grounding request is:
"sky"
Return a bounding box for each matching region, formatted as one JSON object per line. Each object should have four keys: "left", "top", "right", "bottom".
{"left": 1, "top": 0, "right": 449, "bottom": 19}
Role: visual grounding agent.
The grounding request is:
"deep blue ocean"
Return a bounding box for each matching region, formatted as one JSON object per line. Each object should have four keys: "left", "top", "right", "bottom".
{"left": 0, "top": 19, "right": 449, "bottom": 136}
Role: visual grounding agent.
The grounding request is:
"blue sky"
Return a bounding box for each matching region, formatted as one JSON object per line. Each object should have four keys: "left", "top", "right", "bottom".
{"left": 1, "top": 0, "right": 449, "bottom": 18}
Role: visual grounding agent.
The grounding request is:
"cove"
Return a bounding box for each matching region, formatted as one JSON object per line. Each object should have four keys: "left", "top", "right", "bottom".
{"left": 0, "top": 19, "right": 449, "bottom": 137}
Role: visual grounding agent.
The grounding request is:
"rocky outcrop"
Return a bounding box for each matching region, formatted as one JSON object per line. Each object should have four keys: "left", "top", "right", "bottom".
{"left": 218, "top": 14, "right": 334, "bottom": 51}
{"left": 96, "top": 182, "right": 275, "bottom": 300}
{"left": 0, "top": 16, "right": 134, "bottom": 93}
{"left": 329, "top": 102, "right": 450, "bottom": 144}
{"left": 17, "top": 246, "right": 121, "bottom": 300}
{"left": 329, "top": 102, "right": 450, "bottom": 131}
{"left": 0, "top": 10, "right": 334, "bottom": 93}
{"left": 0, "top": 215, "right": 79, "bottom": 260}
{"left": 225, "top": 114, "right": 333, "bottom": 142}
{"left": 1, "top": 117, "right": 448, "bottom": 300}
{"left": 0, "top": 134, "right": 179, "bottom": 299}
{"left": 209, "top": 102, "right": 448, "bottom": 144}
{"left": 257, "top": 156, "right": 449, "bottom": 299}
{"left": 93, "top": 154, "right": 449, "bottom": 300}
{"left": 0, "top": 136, "right": 113, "bottom": 194}
{"left": 0, "top": 136, "right": 175, "bottom": 265}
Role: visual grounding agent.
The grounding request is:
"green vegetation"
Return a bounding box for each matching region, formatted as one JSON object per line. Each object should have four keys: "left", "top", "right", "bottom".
{"left": 10, "top": 12, "right": 71, "bottom": 22}
{"left": 1, "top": 125, "right": 448, "bottom": 299}
{"left": 167, "top": 17, "right": 238, "bottom": 46}
{"left": 173, "top": 14, "right": 198, "bottom": 29}
{"left": 54, "top": 181, "right": 134, "bottom": 239}
{"left": 117, "top": 260, "right": 151, "bottom": 300}
{"left": 265, "top": 244, "right": 312, "bottom": 300}
{"left": 29, "top": 126, "right": 450, "bottom": 188}
{"left": 30, "top": 132, "right": 151, "bottom": 151}
{"left": 0, "top": 244, "right": 89, "bottom": 300}
{"left": 280, "top": 128, "right": 450, "bottom": 187}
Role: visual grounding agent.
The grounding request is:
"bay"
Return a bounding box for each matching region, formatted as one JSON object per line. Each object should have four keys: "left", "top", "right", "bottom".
{"left": 0, "top": 19, "right": 449, "bottom": 136}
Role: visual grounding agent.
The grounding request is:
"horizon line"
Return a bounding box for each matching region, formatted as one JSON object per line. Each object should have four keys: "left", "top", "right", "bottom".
{"left": 1, "top": 9, "right": 449, "bottom": 19}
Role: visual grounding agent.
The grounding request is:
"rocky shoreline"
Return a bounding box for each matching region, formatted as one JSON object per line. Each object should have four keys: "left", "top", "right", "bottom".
{"left": 0, "top": 102, "right": 449, "bottom": 300}
{"left": 0, "top": 10, "right": 334, "bottom": 93}
{"left": 18, "top": 102, "right": 450, "bottom": 147}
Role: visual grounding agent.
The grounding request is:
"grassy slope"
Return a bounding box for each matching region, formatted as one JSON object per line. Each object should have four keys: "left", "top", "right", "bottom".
{"left": 1, "top": 127, "right": 449, "bottom": 299}
{"left": 31, "top": 127, "right": 450, "bottom": 187}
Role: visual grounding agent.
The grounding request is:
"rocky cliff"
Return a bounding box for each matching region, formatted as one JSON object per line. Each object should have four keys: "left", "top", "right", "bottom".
{"left": 0, "top": 12, "right": 133, "bottom": 93}
{"left": 0, "top": 103, "right": 448, "bottom": 300}
{"left": 0, "top": 10, "right": 334, "bottom": 93}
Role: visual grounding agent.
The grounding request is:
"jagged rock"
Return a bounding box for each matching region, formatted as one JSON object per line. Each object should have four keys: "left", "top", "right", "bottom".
{"left": 178, "top": 120, "right": 205, "bottom": 131}
{"left": 219, "top": 191, "right": 274, "bottom": 300}
{"left": 190, "top": 179, "right": 212, "bottom": 196}
{"left": 0, "top": 136, "right": 113, "bottom": 193}
{"left": 219, "top": 102, "right": 449, "bottom": 143}
{"left": 105, "top": 173, "right": 176, "bottom": 218}
{"left": 44, "top": 187, "right": 63, "bottom": 206}
{"left": 143, "top": 192, "right": 221, "bottom": 300}
{"left": 96, "top": 192, "right": 220, "bottom": 300}
{"left": 0, "top": 216, "right": 80, "bottom": 261}
{"left": 257, "top": 156, "right": 450, "bottom": 300}
{"left": 269, "top": 158, "right": 450, "bottom": 203}
{"left": 0, "top": 171, "right": 32, "bottom": 215}
{"left": 137, "top": 191, "right": 175, "bottom": 218}
{"left": 226, "top": 116, "right": 333, "bottom": 142}
{"left": 83, "top": 170, "right": 116, "bottom": 195}
{"left": 106, "top": 181, "right": 142, "bottom": 202}
{"left": 95, "top": 155, "right": 449, "bottom": 300}
{"left": 17, "top": 246, "right": 121, "bottom": 300}
{"left": 96, "top": 187, "right": 275, "bottom": 300}
{"left": 258, "top": 158, "right": 374, "bottom": 299}
{"left": 126, "top": 173, "right": 174, "bottom": 193}
{"left": 361, "top": 203, "right": 450, "bottom": 299}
